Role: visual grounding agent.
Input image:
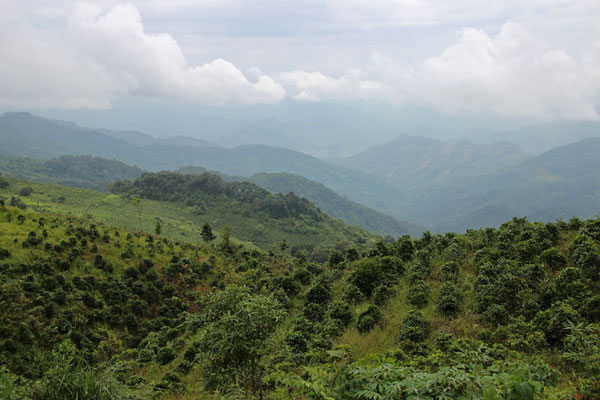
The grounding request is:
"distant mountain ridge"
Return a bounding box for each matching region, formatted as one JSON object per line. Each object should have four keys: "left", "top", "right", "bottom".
{"left": 334, "top": 134, "right": 529, "bottom": 190}
{"left": 471, "top": 120, "right": 600, "bottom": 154}
{"left": 405, "top": 137, "right": 600, "bottom": 231}
{"left": 0, "top": 112, "right": 408, "bottom": 218}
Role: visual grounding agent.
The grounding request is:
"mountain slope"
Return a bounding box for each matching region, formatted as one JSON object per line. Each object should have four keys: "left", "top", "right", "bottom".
{"left": 475, "top": 120, "right": 600, "bottom": 154}
{"left": 0, "top": 112, "right": 409, "bottom": 219}
{"left": 0, "top": 174, "right": 378, "bottom": 258}
{"left": 244, "top": 172, "right": 421, "bottom": 237}
{"left": 334, "top": 134, "right": 529, "bottom": 190}
{"left": 0, "top": 154, "right": 144, "bottom": 191}
{"left": 408, "top": 137, "right": 600, "bottom": 231}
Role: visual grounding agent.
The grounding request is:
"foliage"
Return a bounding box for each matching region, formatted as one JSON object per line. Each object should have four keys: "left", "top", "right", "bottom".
{"left": 196, "top": 286, "right": 286, "bottom": 394}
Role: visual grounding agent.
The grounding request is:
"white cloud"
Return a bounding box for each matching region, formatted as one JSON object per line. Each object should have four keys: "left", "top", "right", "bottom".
{"left": 398, "top": 22, "right": 600, "bottom": 119}
{"left": 0, "top": 1, "right": 285, "bottom": 109}
{"left": 279, "top": 69, "right": 384, "bottom": 102}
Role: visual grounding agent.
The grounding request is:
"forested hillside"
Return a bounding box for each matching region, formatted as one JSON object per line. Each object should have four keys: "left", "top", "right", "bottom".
{"left": 245, "top": 172, "right": 421, "bottom": 237}
{"left": 1, "top": 179, "right": 600, "bottom": 398}
{"left": 0, "top": 174, "right": 376, "bottom": 259}
{"left": 0, "top": 154, "right": 144, "bottom": 191}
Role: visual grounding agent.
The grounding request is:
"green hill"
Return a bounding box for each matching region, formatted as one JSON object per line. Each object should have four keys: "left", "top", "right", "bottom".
{"left": 0, "top": 197, "right": 598, "bottom": 399}
{"left": 0, "top": 174, "right": 377, "bottom": 259}
{"left": 0, "top": 112, "right": 408, "bottom": 219}
{"left": 407, "top": 137, "right": 600, "bottom": 231}
{"left": 0, "top": 154, "right": 144, "bottom": 191}
{"left": 244, "top": 172, "right": 421, "bottom": 237}
{"left": 334, "top": 134, "right": 529, "bottom": 190}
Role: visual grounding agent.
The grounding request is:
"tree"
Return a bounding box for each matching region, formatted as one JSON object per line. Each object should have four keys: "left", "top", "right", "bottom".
{"left": 219, "top": 225, "right": 232, "bottom": 251}
{"left": 201, "top": 222, "right": 216, "bottom": 243}
{"left": 197, "top": 286, "right": 285, "bottom": 396}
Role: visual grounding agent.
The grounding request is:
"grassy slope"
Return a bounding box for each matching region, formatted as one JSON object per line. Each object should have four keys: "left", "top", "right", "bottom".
{"left": 0, "top": 177, "right": 377, "bottom": 256}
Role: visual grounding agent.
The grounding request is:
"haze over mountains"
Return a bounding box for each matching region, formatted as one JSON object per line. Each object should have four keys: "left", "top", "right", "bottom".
{"left": 1, "top": 110, "right": 600, "bottom": 233}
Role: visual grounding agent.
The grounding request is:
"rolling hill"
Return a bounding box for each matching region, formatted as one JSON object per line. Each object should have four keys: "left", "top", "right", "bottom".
{"left": 244, "top": 172, "right": 421, "bottom": 237}
{"left": 0, "top": 112, "right": 408, "bottom": 218}
{"left": 406, "top": 137, "right": 600, "bottom": 231}
{"left": 333, "top": 134, "right": 529, "bottom": 190}
{"left": 0, "top": 154, "right": 144, "bottom": 191}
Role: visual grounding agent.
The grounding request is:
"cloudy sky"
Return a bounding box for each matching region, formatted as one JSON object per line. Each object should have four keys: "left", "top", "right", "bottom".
{"left": 2, "top": 0, "right": 600, "bottom": 120}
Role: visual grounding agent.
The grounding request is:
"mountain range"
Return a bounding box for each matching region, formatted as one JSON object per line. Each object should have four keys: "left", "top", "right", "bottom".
{"left": 2, "top": 111, "right": 600, "bottom": 233}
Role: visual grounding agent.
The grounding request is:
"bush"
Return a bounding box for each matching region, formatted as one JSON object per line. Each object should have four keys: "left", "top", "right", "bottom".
{"left": 305, "top": 279, "right": 331, "bottom": 305}
{"left": 399, "top": 310, "right": 429, "bottom": 342}
{"left": 373, "top": 284, "right": 395, "bottom": 306}
{"left": 0, "top": 247, "right": 10, "bottom": 260}
{"left": 328, "top": 301, "right": 353, "bottom": 326}
{"left": 292, "top": 267, "right": 312, "bottom": 285}
{"left": 436, "top": 282, "right": 461, "bottom": 317}
{"left": 540, "top": 247, "right": 567, "bottom": 270}
{"left": 18, "top": 187, "right": 33, "bottom": 197}
{"left": 157, "top": 346, "right": 176, "bottom": 365}
{"left": 342, "top": 284, "right": 364, "bottom": 305}
{"left": 349, "top": 259, "right": 386, "bottom": 296}
{"left": 356, "top": 305, "right": 383, "bottom": 334}
{"left": 441, "top": 261, "right": 459, "bottom": 282}
{"left": 407, "top": 280, "right": 430, "bottom": 308}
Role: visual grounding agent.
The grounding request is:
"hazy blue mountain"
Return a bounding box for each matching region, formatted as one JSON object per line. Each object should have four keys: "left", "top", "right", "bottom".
{"left": 408, "top": 138, "right": 600, "bottom": 231}
{"left": 0, "top": 112, "right": 408, "bottom": 219}
{"left": 471, "top": 120, "right": 600, "bottom": 154}
{"left": 333, "top": 134, "right": 529, "bottom": 190}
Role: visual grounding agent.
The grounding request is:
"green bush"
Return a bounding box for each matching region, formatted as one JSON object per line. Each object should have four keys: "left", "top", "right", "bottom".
{"left": 399, "top": 310, "right": 429, "bottom": 342}
{"left": 156, "top": 346, "right": 176, "bottom": 365}
{"left": 342, "top": 284, "right": 364, "bottom": 305}
{"left": 407, "top": 280, "right": 430, "bottom": 308}
{"left": 440, "top": 261, "right": 459, "bottom": 282}
{"left": 373, "top": 284, "right": 395, "bottom": 306}
{"left": 436, "top": 282, "right": 461, "bottom": 317}
{"left": 327, "top": 301, "right": 353, "bottom": 326}
{"left": 356, "top": 305, "right": 383, "bottom": 334}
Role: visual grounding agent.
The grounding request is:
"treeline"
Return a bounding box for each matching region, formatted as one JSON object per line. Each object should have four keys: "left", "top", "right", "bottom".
{"left": 111, "top": 171, "right": 325, "bottom": 221}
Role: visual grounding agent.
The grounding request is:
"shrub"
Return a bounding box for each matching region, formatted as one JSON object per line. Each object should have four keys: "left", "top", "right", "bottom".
{"left": 293, "top": 267, "right": 312, "bottom": 285}
{"left": 18, "top": 187, "right": 33, "bottom": 197}
{"left": 342, "top": 284, "right": 364, "bottom": 305}
{"left": 534, "top": 301, "right": 582, "bottom": 346}
{"left": 305, "top": 279, "right": 331, "bottom": 305}
{"left": 373, "top": 284, "right": 395, "bottom": 306}
{"left": 440, "top": 261, "right": 459, "bottom": 282}
{"left": 540, "top": 247, "right": 567, "bottom": 270}
{"left": 399, "top": 310, "right": 429, "bottom": 342}
{"left": 349, "top": 259, "right": 386, "bottom": 296}
{"left": 0, "top": 247, "right": 10, "bottom": 260}
{"left": 407, "top": 280, "right": 430, "bottom": 308}
{"left": 328, "top": 301, "right": 353, "bottom": 326}
{"left": 436, "top": 282, "right": 461, "bottom": 317}
{"left": 356, "top": 305, "right": 383, "bottom": 334}
{"left": 156, "top": 346, "right": 176, "bottom": 365}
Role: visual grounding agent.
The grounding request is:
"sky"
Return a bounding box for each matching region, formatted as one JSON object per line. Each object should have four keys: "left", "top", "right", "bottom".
{"left": 1, "top": 0, "right": 600, "bottom": 123}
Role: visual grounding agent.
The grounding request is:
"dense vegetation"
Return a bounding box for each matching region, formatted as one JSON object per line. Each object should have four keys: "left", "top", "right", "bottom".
{"left": 244, "top": 172, "right": 420, "bottom": 237}
{"left": 0, "top": 175, "right": 376, "bottom": 259}
{"left": 1, "top": 183, "right": 599, "bottom": 398}
{"left": 0, "top": 154, "right": 144, "bottom": 191}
